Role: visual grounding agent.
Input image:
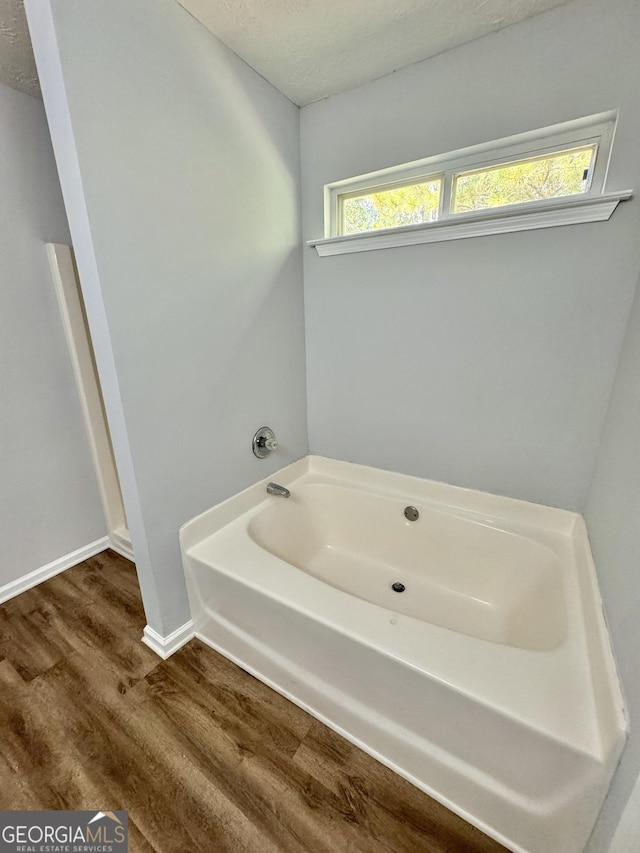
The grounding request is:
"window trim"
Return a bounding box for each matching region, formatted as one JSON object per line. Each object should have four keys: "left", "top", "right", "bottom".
{"left": 309, "top": 189, "right": 632, "bottom": 256}
{"left": 312, "top": 111, "right": 630, "bottom": 254}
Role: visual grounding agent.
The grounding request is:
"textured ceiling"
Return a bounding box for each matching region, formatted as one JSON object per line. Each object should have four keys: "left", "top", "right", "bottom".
{"left": 0, "top": 0, "right": 39, "bottom": 98}
{"left": 176, "top": 0, "right": 576, "bottom": 105}
{"left": 0, "top": 0, "right": 576, "bottom": 106}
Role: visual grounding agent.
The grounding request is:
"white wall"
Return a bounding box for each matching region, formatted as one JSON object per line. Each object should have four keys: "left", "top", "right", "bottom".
{"left": 0, "top": 81, "right": 106, "bottom": 589}
{"left": 607, "top": 767, "right": 640, "bottom": 853}
{"left": 27, "top": 0, "right": 308, "bottom": 637}
{"left": 300, "top": 0, "right": 640, "bottom": 511}
{"left": 583, "top": 274, "right": 640, "bottom": 852}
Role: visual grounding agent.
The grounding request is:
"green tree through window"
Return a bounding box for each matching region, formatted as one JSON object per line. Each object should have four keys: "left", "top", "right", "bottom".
{"left": 342, "top": 179, "right": 442, "bottom": 235}
{"left": 452, "top": 146, "right": 595, "bottom": 213}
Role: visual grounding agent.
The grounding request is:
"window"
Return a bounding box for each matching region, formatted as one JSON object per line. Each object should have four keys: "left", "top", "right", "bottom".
{"left": 450, "top": 145, "right": 596, "bottom": 214}
{"left": 312, "top": 111, "right": 629, "bottom": 255}
{"left": 341, "top": 176, "right": 442, "bottom": 235}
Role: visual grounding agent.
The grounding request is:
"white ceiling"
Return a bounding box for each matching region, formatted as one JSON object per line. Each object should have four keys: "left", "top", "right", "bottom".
{"left": 0, "top": 0, "right": 576, "bottom": 105}
{"left": 175, "top": 0, "right": 577, "bottom": 106}
{"left": 0, "top": 0, "right": 39, "bottom": 98}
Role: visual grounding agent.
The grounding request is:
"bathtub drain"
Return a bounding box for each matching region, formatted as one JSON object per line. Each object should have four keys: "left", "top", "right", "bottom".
{"left": 391, "top": 582, "right": 406, "bottom": 593}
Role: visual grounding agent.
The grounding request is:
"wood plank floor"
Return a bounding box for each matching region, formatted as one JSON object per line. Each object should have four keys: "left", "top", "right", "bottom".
{"left": 0, "top": 550, "right": 509, "bottom": 852}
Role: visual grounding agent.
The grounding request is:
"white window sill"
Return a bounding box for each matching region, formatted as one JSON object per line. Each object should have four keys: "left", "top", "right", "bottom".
{"left": 308, "top": 190, "right": 633, "bottom": 257}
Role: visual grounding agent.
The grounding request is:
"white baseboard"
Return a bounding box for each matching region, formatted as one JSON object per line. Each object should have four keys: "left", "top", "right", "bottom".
{"left": 0, "top": 536, "right": 110, "bottom": 605}
{"left": 109, "top": 525, "right": 134, "bottom": 562}
{"left": 141, "top": 620, "right": 195, "bottom": 659}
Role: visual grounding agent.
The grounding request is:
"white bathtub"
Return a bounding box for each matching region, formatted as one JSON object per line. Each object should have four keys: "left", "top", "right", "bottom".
{"left": 180, "top": 456, "right": 626, "bottom": 853}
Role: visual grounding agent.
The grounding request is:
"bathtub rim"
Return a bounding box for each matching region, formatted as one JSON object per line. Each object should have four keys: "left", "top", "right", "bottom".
{"left": 181, "top": 454, "right": 580, "bottom": 551}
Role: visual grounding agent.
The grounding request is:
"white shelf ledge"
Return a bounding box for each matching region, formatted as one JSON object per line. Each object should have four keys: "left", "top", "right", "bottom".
{"left": 308, "top": 190, "right": 633, "bottom": 256}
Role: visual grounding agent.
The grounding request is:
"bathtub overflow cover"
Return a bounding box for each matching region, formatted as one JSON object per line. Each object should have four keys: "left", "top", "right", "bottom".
{"left": 404, "top": 506, "right": 419, "bottom": 521}
{"left": 391, "top": 582, "right": 406, "bottom": 593}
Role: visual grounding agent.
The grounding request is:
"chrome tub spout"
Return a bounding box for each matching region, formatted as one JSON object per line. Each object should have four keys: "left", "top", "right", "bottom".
{"left": 266, "top": 482, "right": 290, "bottom": 498}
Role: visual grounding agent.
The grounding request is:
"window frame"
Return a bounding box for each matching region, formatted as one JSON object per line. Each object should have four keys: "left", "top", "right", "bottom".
{"left": 324, "top": 112, "right": 618, "bottom": 239}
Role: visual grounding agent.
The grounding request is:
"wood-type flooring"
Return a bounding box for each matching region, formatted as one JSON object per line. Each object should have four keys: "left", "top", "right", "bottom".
{"left": 0, "top": 550, "right": 509, "bottom": 852}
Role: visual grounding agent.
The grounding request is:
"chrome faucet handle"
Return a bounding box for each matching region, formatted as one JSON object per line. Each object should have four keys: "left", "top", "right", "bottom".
{"left": 253, "top": 426, "right": 279, "bottom": 458}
